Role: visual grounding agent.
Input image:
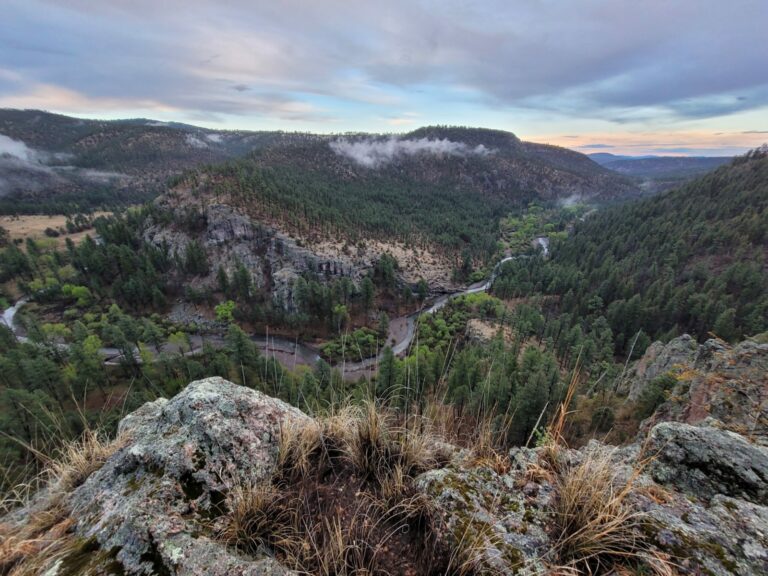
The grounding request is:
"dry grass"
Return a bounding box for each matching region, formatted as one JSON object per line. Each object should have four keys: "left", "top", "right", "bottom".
{"left": 0, "top": 429, "right": 124, "bottom": 576}
{"left": 349, "top": 403, "right": 440, "bottom": 484}
{"left": 551, "top": 449, "right": 641, "bottom": 573}
{"left": 222, "top": 481, "right": 429, "bottom": 576}
{"left": 469, "top": 410, "right": 513, "bottom": 475}
{"left": 534, "top": 362, "right": 675, "bottom": 575}
{"left": 279, "top": 401, "right": 442, "bottom": 491}
{"left": 549, "top": 448, "right": 675, "bottom": 575}
{"left": 0, "top": 212, "right": 111, "bottom": 249}
{"left": 0, "top": 503, "right": 75, "bottom": 576}
{"left": 47, "top": 429, "right": 125, "bottom": 493}
{"left": 219, "top": 483, "right": 298, "bottom": 555}
{"left": 223, "top": 401, "right": 454, "bottom": 575}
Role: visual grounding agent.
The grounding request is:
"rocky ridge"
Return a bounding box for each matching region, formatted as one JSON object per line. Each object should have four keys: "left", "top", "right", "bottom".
{"left": 625, "top": 334, "right": 768, "bottom": 444}
{"left": 143, "top": 193, "right": 458, "bottom": 311}
{"left": 4, "top": 361, "right": 766, "bottom": 575}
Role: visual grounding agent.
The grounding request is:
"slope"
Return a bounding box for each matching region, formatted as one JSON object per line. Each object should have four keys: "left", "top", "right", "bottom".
{"left": 174, "top": 126, "right": 638, "bottom": 265}
{"left": 493, "top": 147, "right": 768, "bottom": 353}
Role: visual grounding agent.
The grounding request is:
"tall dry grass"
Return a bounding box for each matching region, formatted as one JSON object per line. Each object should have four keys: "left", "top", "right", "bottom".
{"left": 539, "top": 363, "right": 674, "bottom": 575}
{"left": 549, "top": 448, "right": 673, "bottom": 575}
{"left": 0, "top": 429, "right": 124, "bottom": 576}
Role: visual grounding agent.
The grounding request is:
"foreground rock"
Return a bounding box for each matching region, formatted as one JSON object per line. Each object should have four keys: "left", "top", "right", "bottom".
{"left": 8, "top": 377, "right": 768, "bottom": 575}
{"left": 421, "top": 424, "right": 768, "bottom": 575}
{"left": 69, "top": 377, "right": 309, "bottom": 576}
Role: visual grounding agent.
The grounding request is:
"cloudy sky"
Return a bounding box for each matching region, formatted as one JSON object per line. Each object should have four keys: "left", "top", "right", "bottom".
{"left": 1, "top": 0, "right": 767, "bottom": 155}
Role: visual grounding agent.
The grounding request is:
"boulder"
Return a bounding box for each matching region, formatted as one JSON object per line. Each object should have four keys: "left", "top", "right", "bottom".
{"left": 8, "top": 377, "right": 768, "bottom": 576}
{"left": 68, "top": 377, "right": 309, "bottom": 576}
{"left": 647, "top": 421, "right": 768, "bottom": 504}
{"left": 415, "top": 464, "right": 550, "bottom": 575}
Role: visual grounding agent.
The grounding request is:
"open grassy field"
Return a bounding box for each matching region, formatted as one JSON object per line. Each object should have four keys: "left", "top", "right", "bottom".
{"left": 0, "top": 212, "right": 111, "bottom": 248}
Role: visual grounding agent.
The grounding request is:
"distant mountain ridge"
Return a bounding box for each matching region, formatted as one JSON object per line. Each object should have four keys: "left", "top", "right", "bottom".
{"left": 590, "top": 152, "right": 732, "bottom": 177}
{"left": 0, "top": 109, "right": 312, "bottom": 212}
{"left": 589, "top": 151, "right": 735, "bottom": 194}
{"left": 163, "top": 125, "right": 639, "bottom": 266}
{"left": 0, "top": 110, "right": 640, "bottom": 214}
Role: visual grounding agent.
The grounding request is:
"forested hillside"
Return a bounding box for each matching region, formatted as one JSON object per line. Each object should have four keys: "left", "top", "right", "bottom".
{"left": 0, "top": 109, "right": 310, "bottom": 213}
{"left": 493, "top": 148, "right": 768, "bottom": 354}
{"left": 177, "top": 126, "right": 637, "bottom": 265}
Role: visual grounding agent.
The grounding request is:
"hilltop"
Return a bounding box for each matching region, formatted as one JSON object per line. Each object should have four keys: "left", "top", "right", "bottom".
{"left": 147, "top": 125, "right": 636, "bottom": 293}
{"left": 3, "top": 330, "right": 767, "bottom": 575}
{"left": 0, "top": 111, "right": 638, "bottom": 216}
{"left": 0, "top": 109, "right": 309, "bottom": 213}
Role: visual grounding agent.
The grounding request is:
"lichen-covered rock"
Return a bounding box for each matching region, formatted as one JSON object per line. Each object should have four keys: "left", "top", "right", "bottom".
{"left": 8, "top": 376, "right": 768, "bottom": 576}
{"left": 626, "top": 334, "right": 768, "bottom": 444}
{"left": 645, "top": 338, "right": 768, "bottom": 443}
{"left": 647, "top": 421, "right": 768, "bottom": 504}
{"left": 68, "top": 377, "right": 310, "bottom": 576}
{"left": 416, "top": 463, "right": 551, "bottom": 575}
{"left": 633, "top": 488, "right": 768, "bottom": 575}
{"left": 623, "top": 334, "right": 699, "bottom": 400}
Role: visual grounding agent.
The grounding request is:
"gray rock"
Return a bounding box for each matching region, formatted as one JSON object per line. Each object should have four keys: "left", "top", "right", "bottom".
{"left": 69, "top": 377, "right": 309, "bottom": 576}
{"left": 415, "top": 465, "right": 550, "bottom": 574}
{"left": 624, "top": 334, "right": 699, "bottom": 400}
{"left": 640, "top": 337, "right": 768, "bottom": 443}
{"left": 634, "top": 490, "right": 768, "bottom": 575}
{"left": 647, "top": 421, "right": 768, "bottom": 504}
{"left": 9, "top": 376, "right": 768, "bottom": 576}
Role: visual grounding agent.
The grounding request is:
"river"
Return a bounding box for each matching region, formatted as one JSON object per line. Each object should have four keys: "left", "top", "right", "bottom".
{"left": 1, "top": 244, "right": 544, "bottom": 379}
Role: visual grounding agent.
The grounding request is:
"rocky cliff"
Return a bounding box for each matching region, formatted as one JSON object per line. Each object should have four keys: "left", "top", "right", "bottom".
{"left": 625, "top": 334, "right": 768, "bottom": 444}
{"left": 143, "top": 188, "right": 460, "bottom": 311}
{"left": 4, "top": 372, "right": 767, "bottom": 575}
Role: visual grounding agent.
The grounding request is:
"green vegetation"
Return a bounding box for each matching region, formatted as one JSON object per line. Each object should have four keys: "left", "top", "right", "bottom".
{"left": 321, "top": 327, "right": 380, "bottom": 363}
{"left": 499, "top": 202, "right": 588, "bottom": 253}
{"left": 493, "top": 151, "right": 768, "bottom": 353}
{"left": 191, "top": 154, "right": 515, "bottom": 264}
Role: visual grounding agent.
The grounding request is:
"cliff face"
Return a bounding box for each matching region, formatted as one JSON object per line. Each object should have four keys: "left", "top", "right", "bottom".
{"left": 4, "top": 368, "right": 767, "bottom": 576}
{"left": 143, "top": 189, "right": 462, "bottom": 312}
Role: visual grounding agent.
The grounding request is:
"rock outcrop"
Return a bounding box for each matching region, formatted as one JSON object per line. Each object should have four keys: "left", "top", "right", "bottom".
{"left": 628, "top": 335, "right": 768, "bottom": 444}
{"left": 623, "top": 334, "right": 700, "bottom": 401}
{"left": 647, "top": 421, "right": 768, "bottom": 504}
{"left": 144, "top": 198, "right": 385, "bottom": 311}
{"left": 6, "top": 377, "right": 768, "bottom": 575}
{"left": 70, "top": 377, "right": 308, "bottom": 576}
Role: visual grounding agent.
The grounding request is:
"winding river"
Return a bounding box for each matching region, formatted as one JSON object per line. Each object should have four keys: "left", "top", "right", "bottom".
{"left": 2, "top": 240, "right": 546, "bottom": 379}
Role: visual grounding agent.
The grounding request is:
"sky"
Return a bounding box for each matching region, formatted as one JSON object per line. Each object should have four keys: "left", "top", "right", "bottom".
{"left": 1, "top": 0, "right": 767, "bottom": 156}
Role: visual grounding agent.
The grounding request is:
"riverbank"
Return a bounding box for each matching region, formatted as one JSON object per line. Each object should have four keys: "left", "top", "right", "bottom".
{"left": 1, "top": 244, "right": 544, "bottom": 380}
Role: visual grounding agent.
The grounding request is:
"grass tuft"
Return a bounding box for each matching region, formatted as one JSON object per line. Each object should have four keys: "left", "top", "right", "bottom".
{"left": 549, "top": 448, "right": 673, "bottom": 575}
{"left": 48, "top": 429, "right": 125, "bottom": 493}
{"left": 0, "top": 429, "right": 124, "bottom": 576}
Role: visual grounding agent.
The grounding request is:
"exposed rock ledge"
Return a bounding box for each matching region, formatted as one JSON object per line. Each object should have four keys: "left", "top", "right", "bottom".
{"left": 8, "top": 377, "right": 768, "bottom": 575}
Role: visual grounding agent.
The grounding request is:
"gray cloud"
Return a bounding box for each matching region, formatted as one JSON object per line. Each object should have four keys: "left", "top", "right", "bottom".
{"left": 0, "top": 0, "right": 766, "bottom": 126}
{"left": 330, "top": 137, "right": 491, "bottom": 168}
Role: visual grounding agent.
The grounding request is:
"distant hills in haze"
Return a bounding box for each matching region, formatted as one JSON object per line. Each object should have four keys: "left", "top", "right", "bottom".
{"left": 589, "top": 152, "right": 733, "bottom": 192}
{"left": 0, "top": 109, "right": 312, "bottom": 212}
